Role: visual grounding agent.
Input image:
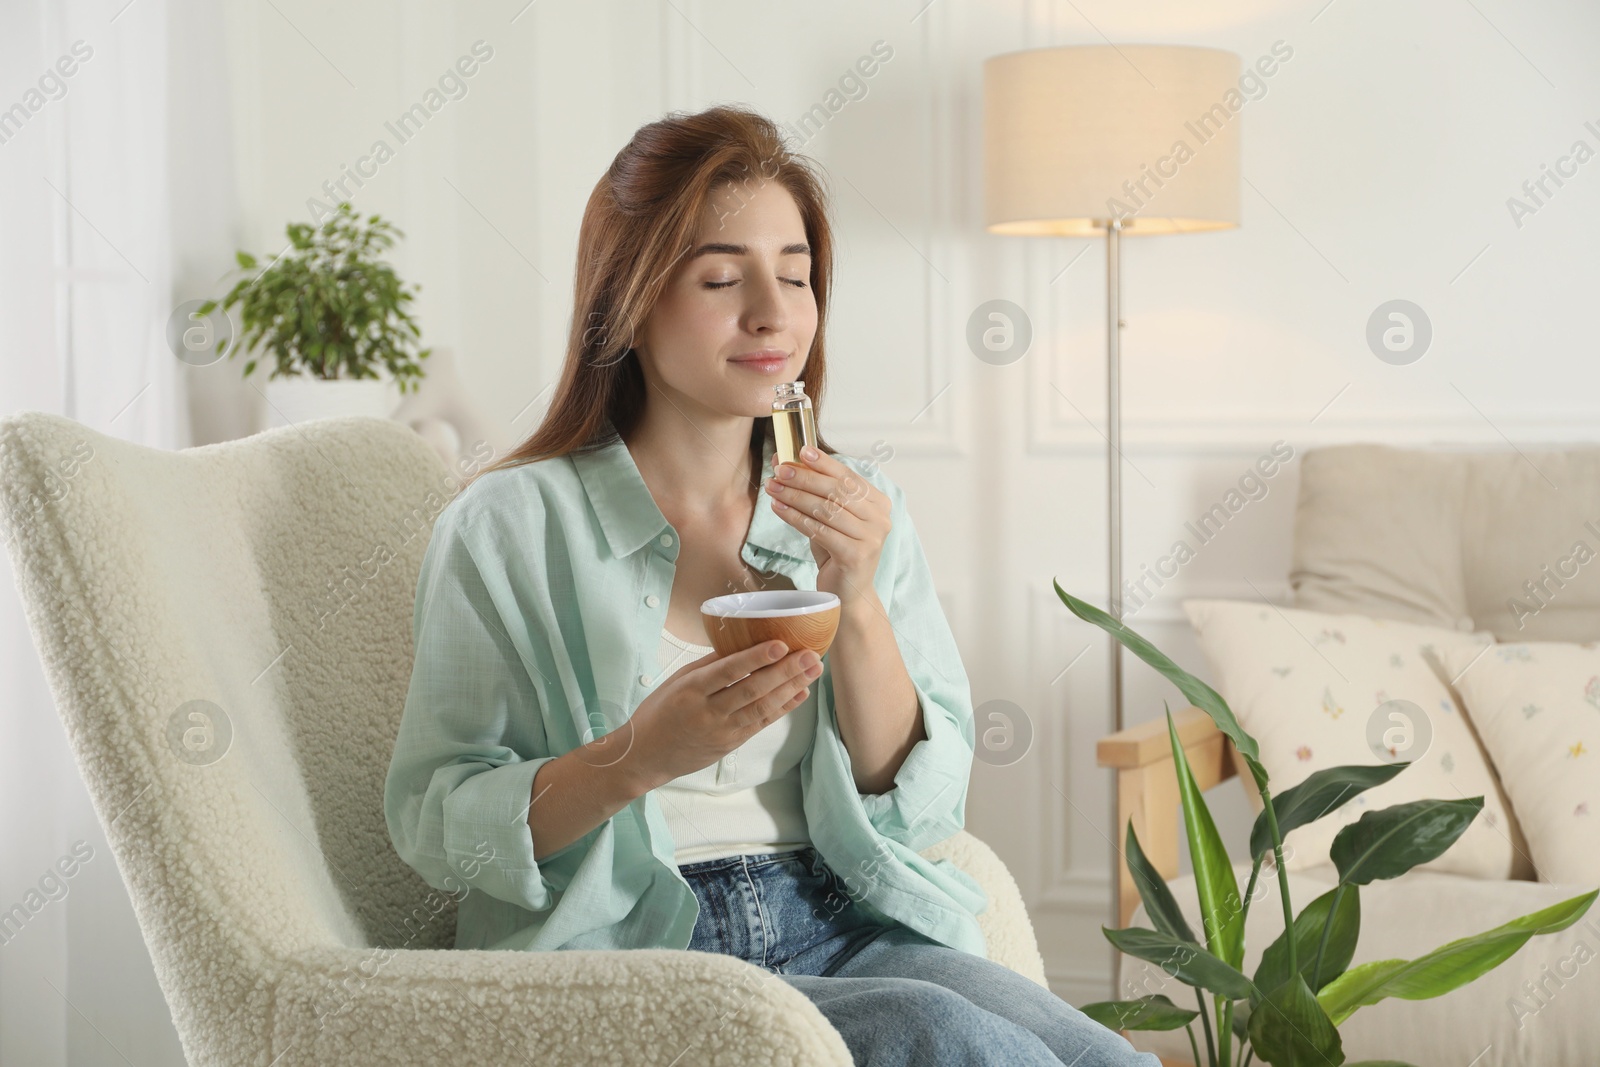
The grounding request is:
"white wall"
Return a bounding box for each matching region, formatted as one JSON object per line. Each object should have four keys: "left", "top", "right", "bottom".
{"left": 200, "top": 0, "right": 1600, "bottom": 1014}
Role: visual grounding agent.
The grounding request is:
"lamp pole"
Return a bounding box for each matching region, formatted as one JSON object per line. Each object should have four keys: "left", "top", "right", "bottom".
{"left": 1104, "top": 217, "right": 1126, "bottom": 998}
{"left": 981, "top": 39, "right": 1243, "bottom": 1010}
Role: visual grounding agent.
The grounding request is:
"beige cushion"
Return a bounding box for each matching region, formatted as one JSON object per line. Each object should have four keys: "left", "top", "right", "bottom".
{"left": 1438, "top": 640, "right": 1600, "bottom": 885}
{"left": 1290, "top": 443, "right": 1600, "bottom": 643}
{"left": 1122, "top": 863, "right": 1600, "bottom": 1067}
{"left": 1184, "top": 598, "right": 1517, "bottom": 880}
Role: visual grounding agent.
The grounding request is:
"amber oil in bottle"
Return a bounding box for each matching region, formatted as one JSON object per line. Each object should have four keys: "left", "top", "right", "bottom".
{"left": 771, "top": 381, "right": 819, "bottom": 467}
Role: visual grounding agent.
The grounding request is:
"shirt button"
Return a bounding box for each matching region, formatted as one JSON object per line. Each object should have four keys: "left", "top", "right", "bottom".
{"left": 640, "top": 673, "right": 652, "bottom": 686}
{"left": 645, "top": 594, "right": 660, "bottom": 608}
{"left": 659, "top": 533, "right": 674, "bottom": 547}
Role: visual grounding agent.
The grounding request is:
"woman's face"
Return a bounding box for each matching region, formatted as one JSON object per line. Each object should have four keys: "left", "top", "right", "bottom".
{"left": 634, "top": 178, "right": 819, "bottom": 421}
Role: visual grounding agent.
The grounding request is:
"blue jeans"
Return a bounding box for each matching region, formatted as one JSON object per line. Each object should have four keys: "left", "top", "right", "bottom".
{"left": 676, "top": 846, "right": 1160, "bottom": 1067}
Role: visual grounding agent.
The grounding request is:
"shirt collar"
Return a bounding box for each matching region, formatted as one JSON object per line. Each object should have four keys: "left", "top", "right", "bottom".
{"left": 570, "top": 419, "right": 817, "bottom": 564}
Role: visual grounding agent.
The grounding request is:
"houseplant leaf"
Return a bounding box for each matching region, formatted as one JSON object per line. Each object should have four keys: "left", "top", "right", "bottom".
{"left": 1316, "top": 889, "right": 1598, "bottom": 1026}
{"left": 1330, "top": 797, "right": 1483, "bottom": 886}
{"left": 1250, "top": 763, "right": 1410, "bottom": 862}
{"left": 1247, "top": 974, "right": 1344, "bottom": 1066}
{"left": 1078, "top": 994, "right": 1199, "bottom": 1032}
{"left": 1054, "top": 582, "right": 1260, "bottom": 763}
{"left": 209, "top": 202, "right": 428, "bottom": 389}
{"left": 1101, "top": 926, "right": 1258, "bottom": 1001}
{"left": 1167, "top": 708, "right": 1244, "bottom": 970}
{"left": 1125, "top": 820, "right": 1196, "bottom": 944}
{"left": 1253, "top": 885, "right": 1361, "bottom": 1001}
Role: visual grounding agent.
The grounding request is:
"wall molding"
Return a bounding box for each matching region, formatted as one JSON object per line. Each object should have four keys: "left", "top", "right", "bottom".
{"left": 1030, "top": 582, "right": 1108, "bottom": 912}
{"left": 825, "top": 0, "right": 966, "bottom": 457}
{"left": 1028, "top": 407, "right": 1600, "bottom": 456}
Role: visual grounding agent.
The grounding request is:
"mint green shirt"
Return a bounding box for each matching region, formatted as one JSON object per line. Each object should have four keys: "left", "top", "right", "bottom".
{"left": 384, "top": 419, "right": 989, "bottom": 957}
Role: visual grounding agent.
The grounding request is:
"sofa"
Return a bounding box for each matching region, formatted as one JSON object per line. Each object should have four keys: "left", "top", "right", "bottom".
{"left": 0, "top": 410, "right": 1050, "bottom": 1067}
{"left": 1098, "top": 443, "right": 1600, "bottom": 1067}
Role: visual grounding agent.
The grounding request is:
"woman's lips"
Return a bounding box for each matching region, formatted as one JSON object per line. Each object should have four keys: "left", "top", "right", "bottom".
{"left": 730, "top": 355, "right": 787, "bottom": 372}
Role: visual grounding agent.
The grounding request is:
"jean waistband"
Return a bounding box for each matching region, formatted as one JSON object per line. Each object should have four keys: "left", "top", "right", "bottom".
{"left": 676, "top": 846, "right": 814, "bottom": 877}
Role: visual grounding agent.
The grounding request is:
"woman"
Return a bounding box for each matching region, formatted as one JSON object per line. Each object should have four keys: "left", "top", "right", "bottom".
{"left": 385, "top": 104, "right": 1158, "bottom": 1066}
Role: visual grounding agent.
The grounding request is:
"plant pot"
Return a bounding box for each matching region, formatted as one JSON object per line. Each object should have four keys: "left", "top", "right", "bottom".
{"left": 259, "top": 375, "right": 402, "bottom": 432}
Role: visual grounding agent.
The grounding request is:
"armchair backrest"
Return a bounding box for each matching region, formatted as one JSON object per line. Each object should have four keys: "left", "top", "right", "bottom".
{"left": 0, "top": 412, "right": 458, "bottom": 1058}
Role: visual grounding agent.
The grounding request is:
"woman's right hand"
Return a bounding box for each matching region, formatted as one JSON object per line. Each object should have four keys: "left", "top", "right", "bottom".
{"left": 626, "top": 640, "right": 822, "bottom": 788}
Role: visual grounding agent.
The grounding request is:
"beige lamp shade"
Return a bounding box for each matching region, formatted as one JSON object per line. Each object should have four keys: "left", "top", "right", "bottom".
{"left": 983, "top": 45, "right": 1242, "bottom": 236}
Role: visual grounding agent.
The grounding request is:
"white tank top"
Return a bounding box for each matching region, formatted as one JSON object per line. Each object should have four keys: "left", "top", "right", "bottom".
{"left": 652, "top": 626, "right": 815, "bottom": 864}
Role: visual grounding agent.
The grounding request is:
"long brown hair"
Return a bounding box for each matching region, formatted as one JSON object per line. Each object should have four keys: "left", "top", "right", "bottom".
{"left": 466, "top": 104, "right": 839, "bottom": 492}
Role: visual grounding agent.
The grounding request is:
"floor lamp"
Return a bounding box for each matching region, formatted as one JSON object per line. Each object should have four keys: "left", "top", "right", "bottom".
{"left": 981, "top": 43, "right": 1242, "bottom": 998}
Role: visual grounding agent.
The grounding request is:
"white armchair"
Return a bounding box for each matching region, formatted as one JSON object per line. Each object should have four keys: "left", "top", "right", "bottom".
{"left": 0, "top": 410, "right": 1049, "bottom": 1066}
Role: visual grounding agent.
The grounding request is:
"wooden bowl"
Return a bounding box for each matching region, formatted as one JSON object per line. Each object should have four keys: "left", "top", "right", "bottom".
{"left": 700, "top": 590, "right": 841, "bottom": 659}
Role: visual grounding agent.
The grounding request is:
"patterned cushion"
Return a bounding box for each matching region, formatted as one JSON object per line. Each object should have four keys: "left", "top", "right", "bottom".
{"left": 1437, "top": 640, "right": 1600, "bottom": 885}
{"left": 1183, "top": 598, "right": 1520, "bottom": 879}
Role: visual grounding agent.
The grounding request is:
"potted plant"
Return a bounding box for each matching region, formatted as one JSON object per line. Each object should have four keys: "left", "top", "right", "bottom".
{"left": 1055, "top": 582, "right": 1598, "bottom": 1067}
{"left": 199, "top": 202, "right": 431, "bottom": 430}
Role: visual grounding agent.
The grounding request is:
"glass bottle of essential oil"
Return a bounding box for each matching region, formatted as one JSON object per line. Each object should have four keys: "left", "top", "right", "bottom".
{"left": 771, "top": 381, "right": 819, "bottom": 468}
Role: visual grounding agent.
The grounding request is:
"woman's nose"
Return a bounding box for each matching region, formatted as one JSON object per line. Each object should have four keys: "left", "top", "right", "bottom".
{"left": 742, "top": 275, "right": 789, "bottom": 333}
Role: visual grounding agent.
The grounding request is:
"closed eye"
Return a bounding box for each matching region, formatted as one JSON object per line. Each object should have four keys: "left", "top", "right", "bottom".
{"left": 704, "top": 279, "right": 809, "bottom": 289}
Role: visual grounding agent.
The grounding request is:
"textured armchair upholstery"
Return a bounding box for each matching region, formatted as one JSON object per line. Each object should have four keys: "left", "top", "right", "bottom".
{"left": 0, "top": 411, "right": 1049, "bottom": 1066}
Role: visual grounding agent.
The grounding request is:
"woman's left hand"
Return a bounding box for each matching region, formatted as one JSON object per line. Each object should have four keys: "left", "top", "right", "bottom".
{"left": 765, "top": 446, "right": 890, "bottom": 609}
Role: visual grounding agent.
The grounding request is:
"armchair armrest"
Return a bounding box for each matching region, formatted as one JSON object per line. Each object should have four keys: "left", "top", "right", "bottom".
{"left": 1096, "top": 706, "right": 1257, "bottom": 926}
{"left": 270, "top": 944, "right": 854, "bottom": 1065}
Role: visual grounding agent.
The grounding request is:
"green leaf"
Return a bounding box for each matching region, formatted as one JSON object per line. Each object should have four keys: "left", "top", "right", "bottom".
{"left": 1053, "top": 583, "right": 1259, "bottom": 762}
{"left": 220, "top": 207, "right": 427, "bottom": 387}
{"left": 1254, "top": 885, "right": 1361, "bottom": 1001}
{"left": 1247, "top": 975, "right": 1344, "bottom": 1067}
{"left": 1102, "top": 925, "right": 1258, "bottom": 1000}
{"left": 1251, "top": 763, "right": 1410, "bottom": 861}
{"left": 1125, "top": 820, "right": 1196, "bottom": 944}
{"left": 1077, "top": 995, "right": 1199, "bottom": 1032}
{"left": 1330, "top": 797, "right": 1483, "bottom": 886}
{"left": 1316, "top": 889, "right": 1598, "bottom": 1026}
{"left": 1168, "top": 707, "right": 1244, "bottom": 968}
{"left": 235, "top": 250, "right": 257, "bottom": 270}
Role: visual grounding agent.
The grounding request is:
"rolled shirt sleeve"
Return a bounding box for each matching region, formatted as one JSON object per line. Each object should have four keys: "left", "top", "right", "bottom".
{"left": 852, "top": 482, "right": 976, "bottom": 854}
{"left": 384, "top": 502, "right": 570, "bottom": 915}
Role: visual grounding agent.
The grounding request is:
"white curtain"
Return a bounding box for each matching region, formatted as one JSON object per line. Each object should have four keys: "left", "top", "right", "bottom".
{"left": 1, "top": 0, "right": 234, "bottom": 1062}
